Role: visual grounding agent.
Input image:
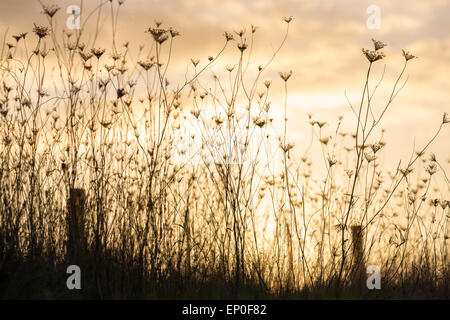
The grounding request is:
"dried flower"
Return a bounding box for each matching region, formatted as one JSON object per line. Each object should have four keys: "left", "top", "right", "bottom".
{"left": 224, "top": 31, "right": 234, "bottom": 42}
{"left": 42, "top": 4, "right": 60, "bottom": 18}
{"left": 238, "top": 42, "right": 248, "bottom": 52}
{"left": 91, "top": 48, "right": 105, "bottom": 59}
{"left": 400, "top": 167, "right": 413, "bottom": 177}
{"left": 138, "top": 60, "right": 153, "bottom": 71}
{"left": 371, "top": 143, "right": 381, "bottom": 153}
{"left": 283, "top": 16, "right": 293, "bottom": 23}
{"left": 362, "top": 48, "right": 385, "bottom": 63}
{"left": 280, "top": 142, "right": 295, "bottom": 152}
{"left": 33, "top": 24, "right": 49, "bottom": 39}
{"left": 226, "top": 65, "right": 235, "bottom": 72}
{"left": 319, "top": 136, "right": 329, "bottom": 145}
{"left": 213, "top": 116, "right": 225, "bottom": 126}
{"left": 191, "top": 58, "right": 200, "bottom": 67}
{"left": 372, "top": 38, "right": 387, "bottom": 51}
{"left": 190, "top": 109, "right": 200, "bottom": 119}
{"left": 430, "top": 152, "right": 437, "bottom": 162}
{"left": 234, "top": 29, "right": 245, "bottom": 38}
{"left": 402, "top": 49, "right": 417, "bottom": 61}
{"left": 279, "top": 70, "right": 292, "bottom": 82}
{"left": 146, "top": 27, "right": 168, "bottom": 43}
{"left": 328, "top": 155, "right": 337, "bottom": 167}
{"left": 169, "top": 27, "right": 180, "bottom": 37}
{"left": 345, "top": 170, "right": 353, "bottom": 178}
{"left": 426, "top": 162, "right": 438, "bottom": 175}
{"left": 443, "top": 112, "right": 450, "bottom": 124}
{"left": 364, "top": 152, "right": 376, "bottom": 163}
{"left": 116, "top": 88, "right": 127, "bottom": 99}
{"left": 253, "top": 117, "right": 266, "bottom": 128}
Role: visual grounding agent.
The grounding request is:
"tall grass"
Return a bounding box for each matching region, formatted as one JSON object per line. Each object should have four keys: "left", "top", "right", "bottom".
{"left": 0, "top": 2, "right": 448, "bottom": 299}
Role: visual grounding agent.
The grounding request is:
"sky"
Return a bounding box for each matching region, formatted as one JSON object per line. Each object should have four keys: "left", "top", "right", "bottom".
{"left": 1, "top": 0, "right": 449, "bottom": 177}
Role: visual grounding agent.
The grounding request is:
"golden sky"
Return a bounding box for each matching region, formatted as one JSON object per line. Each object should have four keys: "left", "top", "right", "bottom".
{"left": 1, "top": 0, "right": 449, "bottom": 174}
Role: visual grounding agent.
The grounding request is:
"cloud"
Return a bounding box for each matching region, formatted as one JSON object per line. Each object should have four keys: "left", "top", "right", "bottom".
{"left": 0, "top": 0, "right": 448, "bottom": 169}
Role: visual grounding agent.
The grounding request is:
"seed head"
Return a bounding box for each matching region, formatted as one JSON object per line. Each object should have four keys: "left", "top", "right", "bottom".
{"left": 91, "top": 48, "right": 105, "bottom": 59}
{"left": 279, "top": 70, "right": 292, "bottom": 82}
{"left": 430, "top": 152, "right": 437, "bottom": 162}
{"left": 169, "top": 27, "right": 180, "bottom": 37}
{"left": 226, "top": 65, "right": 235, "bottom": 72}
{"left": 372, "top": 38, "right": 387, "bottom": 51}
{"left": 327, "top": 155, "right": 337, "bottom": 167}
{"left": 362, "top": 48, "right": 385, "bottom": 63}
{"left": 138, "top": 60, "right": 154, "bottom": 71}
{"left": 253, "top": 117, "right": 266, "bottom": 128}
{"left": 280, "top": 142, "right": 295, "bottom": 153}
{"left": 364, "top": 152, "right": 376, "bottom": 163}
{"left": 223, "top": 31, "right": 234, "bottom": 42}
{"left": 238, "top": 41, "right": 248, "bottom": 52}
{"left": 146, "top": 27, "right": 168, "bottom": 43}
{"left": 191, "top": 58, "right": 200, "bottom": 67}
{"left": 371, "top": 143, "right": 381, "bottom": 153}
{"left": 402, "top": 49, "right": 417, "bottom": 61}
{"left": 33, "top": 24, "right": 49, "bottom": 39}
{"left": 42, "top": 4, "right": 60, "bottom": 18}
{"left": 283, "top": 16, "right": 293, "bottom": 23}
{"left": 426, "top": 162, "right": 437, "bottom": 175}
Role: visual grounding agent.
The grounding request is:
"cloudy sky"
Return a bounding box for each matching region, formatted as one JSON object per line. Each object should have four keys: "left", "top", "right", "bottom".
{"left": 1, "top": 0, "right": 449, "bottom": 177}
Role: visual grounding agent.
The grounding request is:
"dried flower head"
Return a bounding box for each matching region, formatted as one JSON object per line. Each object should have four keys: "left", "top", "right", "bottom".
{"left": 402, "top": 49, "right": 417, "bottom": 61}
{"left": 238, "top": 42, "right": 248, "bottom": 52}
{"left": 280, "top": 142, "right": 295, "bottom": 152}
{"left": 42, "top": 4, "right": 60, "bottom": 18}
{"left": 364, "top": 152, "right": 376, "bottom": 163}
{"left": 400, "top": 167, "right": 413, "bottom": 177}
{"left": 372, "top": 38, "right": 387, "bottom": 51}
{"left": 91, "top": 48, "right": 105, "bottom": 59}
{"left": 169, "top": 27, "right": 180, "bottom": 37}
{"left": 426, "top": 162, "right": 438, "bottom": 175}
{"left": 253, "top": 117, "right": 266, "bottom": 128}
{"left": 279, "top": 70, "right": 292, "bottom": 82}
{"left": 371, "top": 143, "right": 381, "bottom": 153}
{"left": 225, "top": 65, "right": 235, "bottom": 72}
{"left": 443, "top": 112, "right": 450, "bottom": 124}
{"left": 345, "top": 170, "right": 353, "bottom": 178}
{"left": 319, "top": 136, "right": 329, "bottom": 145}
{"left": 328, "top": 155, "right": 337, "bottom": 167}
{"left": 224, "top": 31, "right": 234, "bottom": 42}
{"left": 362, "top": 48, "right": 385, "bottom": 63}
{"left": 191, "top": 58, "right": 200, "bottom": 67}
{"left": 146, "top": 27, "right": 168, "bottom": 43}
{"left": 33, "top": 24, "right": 49, "bottom": 39}
{"left": 283, "top": 16, "right": 293, "bottom": 23}
{"left": 430, "top": 152, "right": 437, "bottom": 162}
{"left": 234, "top": 29, "right": 245, "bottom": 38}
{"left": 137, "top": 60, "right": 153, "bottom": 71}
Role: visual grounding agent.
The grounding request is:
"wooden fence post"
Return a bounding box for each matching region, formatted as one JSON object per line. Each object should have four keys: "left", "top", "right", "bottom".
{"left": 351, "top": 225, "right": 365, "bottom": 292}
{"left": 67, "top": 188, "right": 87, "bottom": 263}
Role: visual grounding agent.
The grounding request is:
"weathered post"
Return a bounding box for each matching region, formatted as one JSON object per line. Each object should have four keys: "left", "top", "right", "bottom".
{"left": 351, "top": 225, "right": 365, "bottom": 293}
{"left": 67, "top": 188, "right": 86, "bottom": 263}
